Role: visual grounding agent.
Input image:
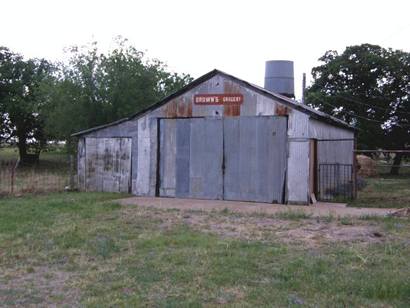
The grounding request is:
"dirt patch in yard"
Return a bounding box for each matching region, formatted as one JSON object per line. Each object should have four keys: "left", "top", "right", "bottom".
{"left": 121, "top": 206, "right": 387, "bottom": 248}
{"left": 119, "top": 196, "right": 396, "bottom": 217}
{"left": 0, "top": 266, "right": 80, "bottom": 307}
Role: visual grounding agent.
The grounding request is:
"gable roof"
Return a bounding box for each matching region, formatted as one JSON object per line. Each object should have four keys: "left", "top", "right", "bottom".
{"left": 72, "top": 69, "right": 355, "bottom": 136}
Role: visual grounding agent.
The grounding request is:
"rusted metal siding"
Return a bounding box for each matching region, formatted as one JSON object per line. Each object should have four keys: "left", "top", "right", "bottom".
{"left": 145, "top": 75, "right": 287, "bottom": 119}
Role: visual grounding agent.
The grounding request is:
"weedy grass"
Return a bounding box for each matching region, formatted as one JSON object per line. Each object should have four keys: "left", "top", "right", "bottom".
{"left": 0, "top": 192, "right": 410, "bottom": 306}
{"left": 350, "top": 177, "right": 410, "bottom": 208}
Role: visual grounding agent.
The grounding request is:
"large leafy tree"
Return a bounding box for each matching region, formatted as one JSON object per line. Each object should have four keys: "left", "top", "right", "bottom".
{"left": 0, "top": 47, "right": 53, "bottom": 163}
{"left": 306, "top": 44, "right": 410, "bottom": 174}
{"left": 43, "top": 38, "right": 193, "bottom": 148}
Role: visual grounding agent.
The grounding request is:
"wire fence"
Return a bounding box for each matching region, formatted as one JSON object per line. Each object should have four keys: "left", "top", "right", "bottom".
{"left": 0, "top": 156, "right": 76, "bottom": 197}
{"left": 318, "top": 163, "right": 354, "bottom": 202}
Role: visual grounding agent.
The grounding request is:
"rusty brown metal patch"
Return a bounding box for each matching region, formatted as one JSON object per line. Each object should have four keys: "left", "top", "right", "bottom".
{"left": 275, "top": 104, "right": 289, "bottom": 116}
{"left": 223, "top": 81, "right": 242, "bottom": 117}
{"left": 164, "top": 100, "right": 178, "bottom": 117}
{"left": 163, "top": 98, "right": 193, "bottom": 118}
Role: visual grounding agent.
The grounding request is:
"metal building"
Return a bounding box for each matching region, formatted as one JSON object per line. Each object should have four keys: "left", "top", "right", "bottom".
{"left": 73, "top": 69, "right": 356, "bottom": 204}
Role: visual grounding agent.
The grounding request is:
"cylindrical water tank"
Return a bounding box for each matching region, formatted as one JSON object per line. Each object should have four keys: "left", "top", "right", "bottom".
{"left": 264, "top": 60, "right": 294, "bottom": 98}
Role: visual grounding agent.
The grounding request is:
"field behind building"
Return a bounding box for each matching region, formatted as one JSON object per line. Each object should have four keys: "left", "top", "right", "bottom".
{"left": 1, "top": 192, "right": 410, "bottom": 306}
{"left": 351, "top": 176, "right": 410, "bottom": 208}
{"left": 0, "top": 147, "right": 71, "bottom": 196}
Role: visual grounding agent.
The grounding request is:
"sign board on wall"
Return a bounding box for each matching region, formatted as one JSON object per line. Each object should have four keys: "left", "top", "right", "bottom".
{"left": 194, "top": 94, "right": 243, "bottom": 105}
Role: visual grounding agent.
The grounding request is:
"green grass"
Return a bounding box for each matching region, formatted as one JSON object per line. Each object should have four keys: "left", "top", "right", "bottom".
{"left": 1, "top": 193, "right": 410, "bottom": 306}
{"left": 350, "top": 177, "right": 410, "bottom": 208}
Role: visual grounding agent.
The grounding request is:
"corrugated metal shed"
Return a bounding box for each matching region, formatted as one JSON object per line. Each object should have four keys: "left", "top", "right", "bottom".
{"left": 73, "top": 69, "right": 356, "bottom": 205}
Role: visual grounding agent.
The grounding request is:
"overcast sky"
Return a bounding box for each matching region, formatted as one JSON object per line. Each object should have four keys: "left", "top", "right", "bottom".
{"left": 1, "top": 0, "right": 409, "bottom": 99}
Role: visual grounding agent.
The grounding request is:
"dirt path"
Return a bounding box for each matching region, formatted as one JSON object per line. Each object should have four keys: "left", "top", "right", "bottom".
{"left": 118, "top": 197, "right": 397, "bottom": 217}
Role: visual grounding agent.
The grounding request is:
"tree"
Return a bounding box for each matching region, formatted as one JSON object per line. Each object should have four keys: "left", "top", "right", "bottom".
{"left": 43, "top": 38, "right": 193, "bottom": 148}
{"left": 306, "top": 44, "right": 410, "bottom": 174}
{"left": 0, "top": 47, "right": 53, "bottom": 163}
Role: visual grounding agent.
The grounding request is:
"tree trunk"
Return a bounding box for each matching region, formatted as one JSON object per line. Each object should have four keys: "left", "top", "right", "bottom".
{"left": 390, "top": 153, "right": 403, "bottom": 175}
{"left": 17, "top": 138, "right": 28, "bottom": 163}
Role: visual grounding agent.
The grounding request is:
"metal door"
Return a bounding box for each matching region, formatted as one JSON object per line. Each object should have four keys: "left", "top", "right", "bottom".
{"left": 159, "top": 118, "right": 223, "bottom": 199}
{"left": 223, "top": 117, "right": 287, "bottom": 203}
{"left": 85, "top": 138, "right": 132, "bottom": 192}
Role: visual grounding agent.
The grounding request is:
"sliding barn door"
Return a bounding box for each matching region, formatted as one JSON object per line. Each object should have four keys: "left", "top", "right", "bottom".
{"left": 159, "top": 118, "right": 223, "bottom": 199}
{"left": 223, "top": 117, "right": 287, "bottom": 203}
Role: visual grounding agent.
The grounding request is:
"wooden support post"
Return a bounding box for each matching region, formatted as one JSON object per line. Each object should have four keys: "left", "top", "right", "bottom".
{"left": 352, "top": 136, "right": 358, "bottom": 199}
{"left": 69, "top": 154, "right": 75, "bottom": 190}
{"left": 10, "top": 165, "right": 14, "bottom": 195}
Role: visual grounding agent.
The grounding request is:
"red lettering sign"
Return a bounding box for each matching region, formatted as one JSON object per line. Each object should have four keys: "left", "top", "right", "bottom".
{"left": 194, "top": 94, "right": 243, "bottom": 105}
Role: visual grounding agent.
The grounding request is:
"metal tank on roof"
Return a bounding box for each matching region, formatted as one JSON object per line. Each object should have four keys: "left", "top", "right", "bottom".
{"left": 264, "top": 60, "right": 294, "bottom": 98}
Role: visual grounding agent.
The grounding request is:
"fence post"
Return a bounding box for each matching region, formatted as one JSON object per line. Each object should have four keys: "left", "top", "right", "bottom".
{"left": 10, "top": 159, "right": 19, "bottom": 195}
{"left": 317, "top": 165, "right": 320, "bottom": 201}
{"left": 352, "top": 140, "right": 358, "bottom": 199}
{"left": 69, "top": 154, "right": 75, "bottom": 190}
{"left": 10, "top": 165, "right": 14, "bottom": 195}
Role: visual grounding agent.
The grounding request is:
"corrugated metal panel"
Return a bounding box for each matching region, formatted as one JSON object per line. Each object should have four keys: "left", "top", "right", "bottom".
{"left": 309, "top": 118, "right": 354, "bottom": 140}
{"left": 317, "top": 140, "right": 354, "bottom": 165}
{"left": 136, "top": 116, "right": 151, "bottom": 195}
{"left": 286, "top": 111, "right": 310, "bottom": 204}
{"left": 224, "top": 116, "right": 287, "bottom": 203}
{"left": 159, "top": 118, "right": 223, "bottom": 199}
{"left": 175, "top": 119, "right": 191, "bottom": 197}
{"left": 287, "top": 140, "right": 310, "bottom": 204}
{"left": 84, "top": 138, "right": 131, "bottom": 192}
{"left": 310, "top": 118, "right": 354, "bottom": 165}
{"left": 159, "top": 119, "right": 177, "bottom": 197}
{"left": 148, "top": 117, "right": 158, "bottom": 195}
{"left": 189, "top": 118, "right": 223, "bottom": 199}
{"left": 288, "top": 110, "right": 309, "bottom": 138}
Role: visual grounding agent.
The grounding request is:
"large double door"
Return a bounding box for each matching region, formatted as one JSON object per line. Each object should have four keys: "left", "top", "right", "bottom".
{"left": 158, "top": 117, "right": 287, "bottom": 203}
